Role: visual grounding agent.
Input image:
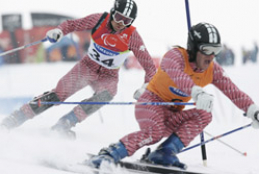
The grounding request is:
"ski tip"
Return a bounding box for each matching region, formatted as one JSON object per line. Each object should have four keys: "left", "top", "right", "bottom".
{"left": 179, "top": 163, "right": 188, "bottom": 170}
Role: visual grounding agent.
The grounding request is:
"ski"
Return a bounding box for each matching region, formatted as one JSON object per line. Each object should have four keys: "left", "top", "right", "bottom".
{"left": 85, "top": 153, "right": 205, "bottom": 174}
{"left": 118, "top": 160, "right": 204, "bottom": 174}
{"left": 42, "top": 159, "right": 205, "bottom": 174}
{"left": 40, "top": 153, "right": 206, "bottom": 174}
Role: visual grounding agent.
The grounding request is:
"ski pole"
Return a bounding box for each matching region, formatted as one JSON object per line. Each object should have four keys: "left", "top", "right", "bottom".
{"left": 204, "top": 131, "right": 247, "bottom": 156}
{"left": 180, "top": 123, "right": 252, "bottom": 153}
{"left": 33, "top": 101, "right": 195, "bottom": 106}
{"left": 0, "top": 37, "right": 48, "bottom": 57}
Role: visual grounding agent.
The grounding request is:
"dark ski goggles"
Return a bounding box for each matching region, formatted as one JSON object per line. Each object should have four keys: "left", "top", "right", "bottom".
{"left": 198, "top": 44, "right": 222, "bottom": 56}
{"left": 112, "top": 11, "right": 134, "bottom": 26}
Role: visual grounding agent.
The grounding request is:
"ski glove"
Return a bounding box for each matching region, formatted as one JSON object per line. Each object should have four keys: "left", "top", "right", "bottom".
{"left": 133, "top": 83, "right": 148, "bottom": 100}
{"left": 246, "top": 104, "right": 259, "bottom": 129}
{"left": 46, "top": 28, "right": 63, "bottom": 43}
{"left": 191, "top": 85, "right": 214, "bottom": 113}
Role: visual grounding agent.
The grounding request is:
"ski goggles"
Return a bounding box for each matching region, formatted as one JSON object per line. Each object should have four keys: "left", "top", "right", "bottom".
{"left": 112, "top": 11, "right": 134, "bottom": 26}
{"left": 198, "top": 44, "right": 222, "bottom": 56}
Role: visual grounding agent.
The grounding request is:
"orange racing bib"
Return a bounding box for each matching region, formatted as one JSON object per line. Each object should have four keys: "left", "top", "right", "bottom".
{"left": 147, "top": 47, "right": 214, "bottom": 110}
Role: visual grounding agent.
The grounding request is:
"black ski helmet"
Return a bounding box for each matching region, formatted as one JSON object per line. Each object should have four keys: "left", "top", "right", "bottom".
{"left": 110, "top": 0, "right": 138, "bottom": 27}
{"left": 187, "top": 22, "right": 221, "bottom": 62}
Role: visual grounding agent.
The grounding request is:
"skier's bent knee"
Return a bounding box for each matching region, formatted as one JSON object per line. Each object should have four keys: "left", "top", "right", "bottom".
{"left": 29, "top": 91, "right": 60, "bottom": 115}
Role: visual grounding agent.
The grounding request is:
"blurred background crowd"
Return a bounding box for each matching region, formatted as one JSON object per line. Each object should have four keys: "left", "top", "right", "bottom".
{"left": 0, "top": 12, "right": 161, "bottom": 69}
{"left": 0, "top": 12, "right": 257, "bottom": 68}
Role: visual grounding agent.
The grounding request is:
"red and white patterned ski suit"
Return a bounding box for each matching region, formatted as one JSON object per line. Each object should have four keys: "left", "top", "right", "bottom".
{"left": 121, "top": 47, "right": 254, "bottom": 156}
{"left": 20, "top": 13, "right": 156, "bottom": 122}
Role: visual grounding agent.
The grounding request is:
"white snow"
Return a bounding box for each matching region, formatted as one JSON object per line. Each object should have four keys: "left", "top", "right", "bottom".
{"left": 0, "top": 62, "right": 259, "bottom": 174}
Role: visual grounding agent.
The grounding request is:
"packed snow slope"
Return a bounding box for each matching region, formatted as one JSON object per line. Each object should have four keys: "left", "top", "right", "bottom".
{"left": 0, "top": 61, "right": 259, "bottom": 174}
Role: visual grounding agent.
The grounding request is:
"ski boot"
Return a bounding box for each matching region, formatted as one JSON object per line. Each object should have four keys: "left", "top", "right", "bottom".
{"left": 87, "top": 141, "right": 128, "bottom": 168}
{"left": 0, "top": 110, "right": 29, "bottom": 130}
{"left": 144, "top": 134, "right": 187, "bottom": 169}
{"left": 51, "top": 111, "right": 78, "bottom": 140}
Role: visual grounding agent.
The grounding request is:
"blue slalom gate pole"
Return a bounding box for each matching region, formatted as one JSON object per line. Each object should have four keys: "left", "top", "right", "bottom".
{"left": 184, "top": 0, "right": 207, "bottom": 166}
{"left": 185, "top": 0, "right": 192, "bottom": 30}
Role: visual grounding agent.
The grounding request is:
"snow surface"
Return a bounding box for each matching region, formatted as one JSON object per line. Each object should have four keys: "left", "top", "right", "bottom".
{"left": 0, "top": 62, "right": 259, "bottom": 174}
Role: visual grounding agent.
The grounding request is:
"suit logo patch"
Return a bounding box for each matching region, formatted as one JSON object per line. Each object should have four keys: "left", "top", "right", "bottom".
{"left": 169, "top": 86, "right": 189, "bottom": 97}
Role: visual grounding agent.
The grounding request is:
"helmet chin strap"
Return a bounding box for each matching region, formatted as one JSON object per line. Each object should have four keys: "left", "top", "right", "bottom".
{"left": 109, "top": 20, "right": 116, "bottom": 33}
{"left": 188, "top": 50, "right": 197, "bottom": 62}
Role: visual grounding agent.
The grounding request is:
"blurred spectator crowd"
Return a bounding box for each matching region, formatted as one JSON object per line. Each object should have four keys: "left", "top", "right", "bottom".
{"left": 0, "top": 12, "right": 160, "bottom": 69}
{"left": 215, "top": 44, "right": 235, "bottom": 66}
{"left": 0, "top": 13, "right": 91, "bottom": 65}
{"left": 0, "top": 13, "right": 257, "bottom": 69}
{"left": 215, "top": 42, "right": 258, "bottom": 66}
{"left": 242, "top": 42, "right": 258, "bottom": 64}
